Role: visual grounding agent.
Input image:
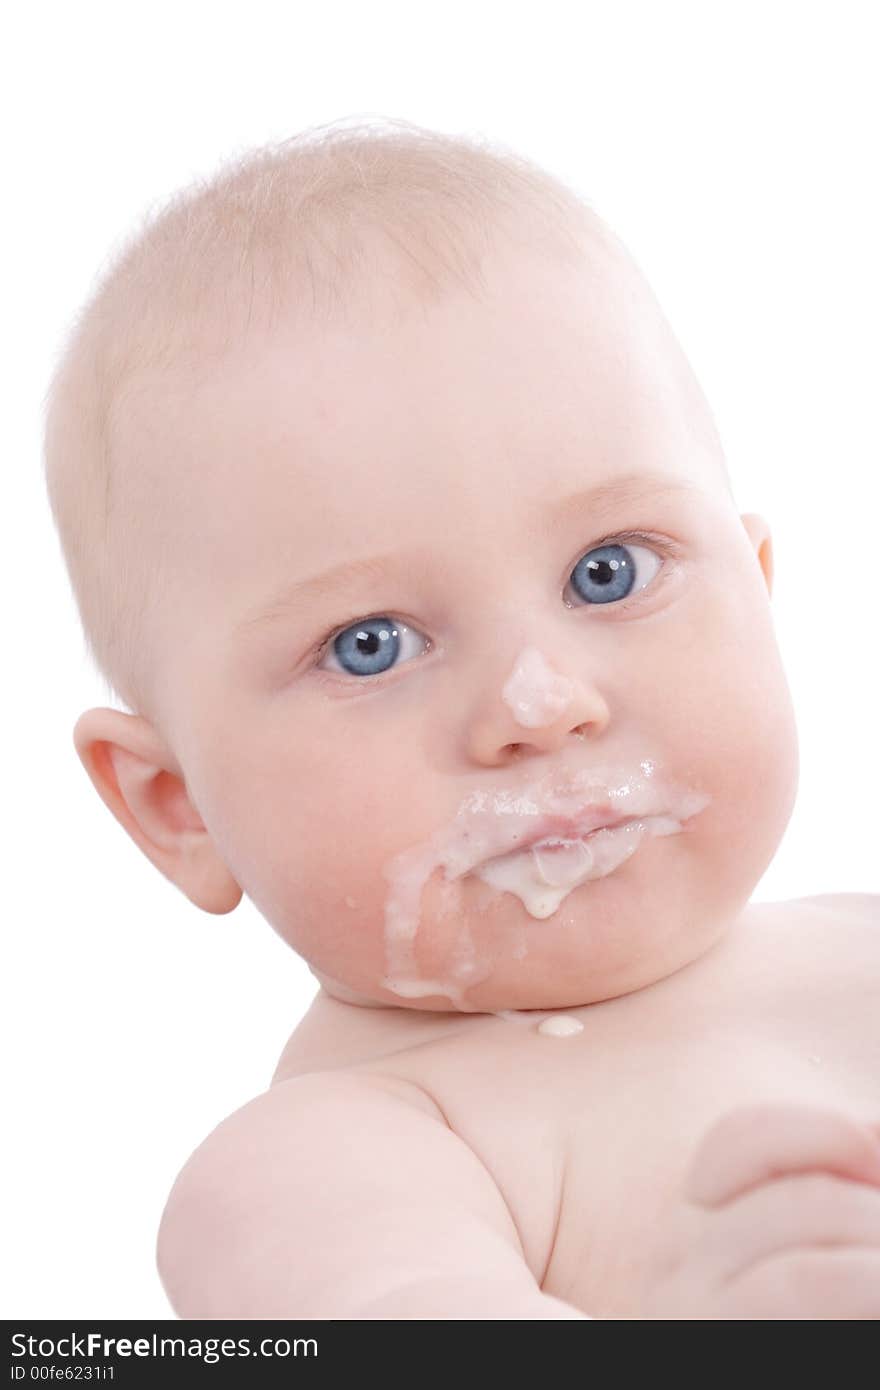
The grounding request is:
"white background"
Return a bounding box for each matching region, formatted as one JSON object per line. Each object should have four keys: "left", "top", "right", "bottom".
{"left": 4, "top": 0, "right": 878, "bottom": 1319}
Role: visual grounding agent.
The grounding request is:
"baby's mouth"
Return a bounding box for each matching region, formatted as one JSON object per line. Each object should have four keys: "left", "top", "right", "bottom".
{"left": 472, "top": 810, "right": 685, "bottom": 908}
{"left": 379, "top": 760, "right": 712, "bottom": 1005}
{"left": 481, "top": 807, "right": 639, "bottom": 865}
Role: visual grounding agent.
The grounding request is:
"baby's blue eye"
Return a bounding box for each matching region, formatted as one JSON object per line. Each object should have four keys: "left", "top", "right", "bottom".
{"left": 569, "top": 540, "right": 660, "bottom": 605}
{"left": 322, "top": 617, "right": 420, "bottom": 679}
{"left": 319, "top": 540, "right": 663, "bottom": 679}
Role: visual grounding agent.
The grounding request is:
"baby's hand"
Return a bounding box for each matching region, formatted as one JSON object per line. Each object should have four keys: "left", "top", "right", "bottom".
{"left": 639, "top": 1104, "right": 880, "bottom": 1319}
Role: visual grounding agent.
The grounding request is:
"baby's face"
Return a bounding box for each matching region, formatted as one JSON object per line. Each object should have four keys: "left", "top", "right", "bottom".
{"left": 129, "top": 241, "right": 799, "bottom": 1012}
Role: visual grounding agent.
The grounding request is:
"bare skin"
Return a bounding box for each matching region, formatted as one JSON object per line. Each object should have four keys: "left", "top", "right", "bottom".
{"left": 155, "top": 894, "right": 880, "bottom": 1319}
{"left": 72, "top": 235, "right": 880, "bottom": 1318}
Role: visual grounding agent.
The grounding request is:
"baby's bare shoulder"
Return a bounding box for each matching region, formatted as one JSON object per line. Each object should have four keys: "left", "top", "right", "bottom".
{"left": 156, "top": 1068, "right": 534, "bottom": 1319}
{"left": 767, "top": 892, "right": 880, "bottom": 992}
{"left": 724, "top": 896, "right": 879, "bottom": 1021}
{"left": 802, "top": 891, "right": 879, "bottom": 922}
{"left": 772, "top": 892, "right": 879, "bottom": 958}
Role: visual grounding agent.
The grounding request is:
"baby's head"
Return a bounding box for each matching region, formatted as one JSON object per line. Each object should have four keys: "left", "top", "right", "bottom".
{"left": 44, "top": 117, "right": 799, "bottom": 1013}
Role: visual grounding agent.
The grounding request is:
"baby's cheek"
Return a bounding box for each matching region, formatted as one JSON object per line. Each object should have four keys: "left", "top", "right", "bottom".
{"left": 272, "top": 852, "right": 403, "bottom": 986}
{"left": 684, "top": 673, "right": 798, "bottom": 898}
{"left": 285, "top": 858, "right": 484, "bottom": 1000}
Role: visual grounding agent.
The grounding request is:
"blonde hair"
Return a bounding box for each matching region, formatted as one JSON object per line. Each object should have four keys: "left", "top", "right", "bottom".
{"left": 41, "top": 115, "right": 609, "bottom": 722}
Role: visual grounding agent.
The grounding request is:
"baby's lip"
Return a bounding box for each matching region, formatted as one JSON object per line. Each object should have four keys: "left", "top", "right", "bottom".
{"left": 484, "top": 804, "right": 640, "bottom": 862}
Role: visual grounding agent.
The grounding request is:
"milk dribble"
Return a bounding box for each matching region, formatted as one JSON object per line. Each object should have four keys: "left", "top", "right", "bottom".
{"left": 380, "top": 648, "right": 710, "bottom": 1019}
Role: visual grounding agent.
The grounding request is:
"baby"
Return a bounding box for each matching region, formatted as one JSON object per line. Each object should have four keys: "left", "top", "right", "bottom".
{"left": 43, "top": 118, "right": 880, "bottom": 1320}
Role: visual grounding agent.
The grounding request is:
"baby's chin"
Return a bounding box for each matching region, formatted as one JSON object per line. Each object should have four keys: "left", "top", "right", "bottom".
{"left": 304, "top": 843, "right": 738, "bottom": 1015}
{"left": 308, "top": 965, "right": 392, "bottom": 1009}
{"left": 308, "top": 925, "right": 724, "bottom": 1016}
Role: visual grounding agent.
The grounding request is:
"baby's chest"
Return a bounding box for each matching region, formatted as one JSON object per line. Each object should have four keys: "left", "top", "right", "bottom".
{"left": 544, "top": 1030, "right": 875, "bottom": 1316}
{"left": 413, "top": 997, "right": 878, "bottom": 1318}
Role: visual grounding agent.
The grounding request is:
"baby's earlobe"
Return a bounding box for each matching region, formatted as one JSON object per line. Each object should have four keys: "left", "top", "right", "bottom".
{"left": 71, "top": 706, "right": 243, "bottom": 915}
{"left": 739, "top": 513, "right": 773, "bottom": 597}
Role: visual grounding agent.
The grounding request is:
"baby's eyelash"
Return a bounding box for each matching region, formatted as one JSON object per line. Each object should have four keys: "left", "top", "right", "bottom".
{"left": 309, "top": 530, "right": 678, "bottom": 663}
{"left": 597, "top": 529, "right": 676, "bottom": 559}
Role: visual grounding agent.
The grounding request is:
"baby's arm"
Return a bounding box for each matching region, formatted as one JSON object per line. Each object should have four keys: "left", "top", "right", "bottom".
{"left": 157, "top": 1070, "right": 587, "bottom": 1320}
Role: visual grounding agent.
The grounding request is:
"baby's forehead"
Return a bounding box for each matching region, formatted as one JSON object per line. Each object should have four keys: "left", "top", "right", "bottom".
{"left": 158, "top": 243, "right": 682, "bottom": 432}
{"left": 112, "top": 235, "right": 730, "bottom": 580}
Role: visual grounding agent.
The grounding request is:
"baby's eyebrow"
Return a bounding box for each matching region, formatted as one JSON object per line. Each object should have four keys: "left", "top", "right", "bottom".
{"left": 233, "top": 470, "right": 699, "bottom": 637}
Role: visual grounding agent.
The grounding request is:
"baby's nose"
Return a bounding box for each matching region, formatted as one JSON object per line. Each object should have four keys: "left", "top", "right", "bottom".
{"left": 466, "top": 645, "right": 610, "bottom": 766}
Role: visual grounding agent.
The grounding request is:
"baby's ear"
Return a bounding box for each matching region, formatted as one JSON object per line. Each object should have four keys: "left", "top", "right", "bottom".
{"left": 739, "top": 513, "right": 773, "bottom": 597}
{"left": 72, "top": 708, "right": 243, "bottom": 915}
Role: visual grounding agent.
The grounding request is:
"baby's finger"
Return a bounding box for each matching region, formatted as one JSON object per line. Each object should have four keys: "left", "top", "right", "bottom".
{"left": 702, "top": 1173, "right": 880, "bottom": 1284}
{"left": 685, "top": 1104, "right": 880, "bottom": 1208}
